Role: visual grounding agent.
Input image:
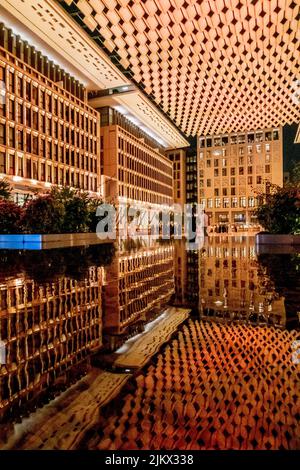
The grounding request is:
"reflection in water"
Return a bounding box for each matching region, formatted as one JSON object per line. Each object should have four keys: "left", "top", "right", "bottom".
{"left": 103, "top": 243, "right": 174, "bottom": 351}
{"left": 173, "top": 236, "right": 298, "bottom": 328}
{"left": 198, "top": 237, "right": 286, "bottom": 328}
{"left": 0, "top": 241, "right": 175, "bottom": 428}
{"left": 0, "top": 236, "right": 299, "bottom": 449}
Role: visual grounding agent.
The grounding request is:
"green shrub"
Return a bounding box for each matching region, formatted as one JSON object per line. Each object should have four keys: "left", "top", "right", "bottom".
{"left": 0, "top": 179, "right": 12, "bottom": 200}
{"left": 254, "top": 184, "right": 300, "bottom": 234}
{"left": 0, "top": 199, "right": 23, "bottom": 233}
{"left": 22, "top": 194, "right": 65, "bottom": 234}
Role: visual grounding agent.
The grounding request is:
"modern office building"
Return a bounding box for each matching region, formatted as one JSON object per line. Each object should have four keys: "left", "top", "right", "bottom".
{"left": 198, "top": 128, "right": 283, "bottom": 227}
{"left": 0, "top": 23, "right": 100, "bottom": 204}
{"left": 165, "top": 149, "right": 186, "bottom": 208}
{"left": 94, "top": 105, "right": 174, "bottom": 210}
{"left": 186, "top": 150, "right": 197, "bottom": 206}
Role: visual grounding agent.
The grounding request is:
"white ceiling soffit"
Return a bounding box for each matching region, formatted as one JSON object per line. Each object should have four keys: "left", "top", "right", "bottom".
{"left": 1, "top": 0, "right": 128, "bottom": 89}
{"left": 1, "top": 0, "right": 187, "bottom": 148}
{"left": 89, "top": 90, "right": 189, "bottom": 148}
{"left": 60, "top": 0, "right": 300, "bottom": 137}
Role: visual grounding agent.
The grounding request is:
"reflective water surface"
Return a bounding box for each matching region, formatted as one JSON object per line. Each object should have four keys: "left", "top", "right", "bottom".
{"left": 0, "top": 236, "right": 299, "bottom": 449}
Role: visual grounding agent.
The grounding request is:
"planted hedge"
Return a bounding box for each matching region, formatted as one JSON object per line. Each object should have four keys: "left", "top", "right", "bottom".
{"left": 0, "top": 186, "right": 104, "bottom": 234}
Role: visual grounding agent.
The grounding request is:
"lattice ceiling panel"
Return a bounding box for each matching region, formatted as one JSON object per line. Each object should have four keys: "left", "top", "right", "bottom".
{"left": 61, "top": 0, "right": 300, "bottom": 137}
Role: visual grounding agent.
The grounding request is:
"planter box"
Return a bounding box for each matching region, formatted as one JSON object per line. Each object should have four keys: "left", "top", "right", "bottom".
{"left": 255, "top": 233, "right": 300, "bottom": 246}
{"left": 0, "top": 233, "right": 113, "bottom": 250}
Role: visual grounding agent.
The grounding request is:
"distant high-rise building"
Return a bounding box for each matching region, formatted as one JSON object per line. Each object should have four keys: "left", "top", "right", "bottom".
{"left": 165, "top": 148, "right": 186, "bottom": 208}
{"left": 197, "top": 128, "right": 283, "bottom": 227}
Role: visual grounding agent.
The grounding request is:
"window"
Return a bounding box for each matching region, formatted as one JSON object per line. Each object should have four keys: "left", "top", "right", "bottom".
{"left": 248, "top": 197, "right": 255, "bottom": 207}
{"left": 240, "top": 197, "right": 246, "bottom": 208}
{"left": 32, "top": 135, "right": 38, "bottom": 155}
{"left": 32, "top": 110, "right": 38, "bottom": 130}
{"left": 273, "top": 130, "right": 279, "bottom": 140}
{"left": 248, "top": 176, "right": 253, "bottom": 185}
{"left": 26, "top": 158, "right": 31, "bottom": 178}
{"left": 41, "top": 162, "right": 45, "bottom": 181}
{"left": 9, "top": 72, "right": 14, "bottom": 93}
{"left": 32, "top": 161, "right": 38, "bottom": 180}
{"left": 214, "top": 159, "right": 219, "bottom": 167}
{"left": 8, "top": 154, "right": 15, "bottom": 175}
{"left": 18, "top": 156, "right": 23, "bottom": 176}
{"left": 9, "top": 126, "right": 15, "bottom": 147}
{"left": 26, "top": 132, "right": 31, "bottom": 152}
{"left": 214, "top": 169, "right": 219, "bottom": 177}
{"left": 32, "top": 86, "right": 38, "bottom": 105}
{"left": 256, "top": 144, "right": 261, "bottom": 153}
{"left": 222, "top": 168, "right": 227, "bottom": 176}
{"left": 9, "top": 99, "right": 15, "bottom": 120}
{"left": 223, "top": 197, "right": 229, "bottom": 208}
{"left": 25, "top": 81, "right": 31, "bottom": 101}
{"left": 238, "top": 156, "right": 244, "bottom": 165}
{"left": 214, "top": 188, "right": 219, "bottom": 196}
{"left": 17, "top": 77, "right": 23, "bottom": 97}
{"left": 0, "top": 123, "right": 6, "bottom": 145}
{"left": 231, "top": 177, "right": 235, "bottom": 186}
{"left": 207, "top": 198, "right": 213, "bottom": 208}
{"left": 206, "top": 159, "right": 211, "bottom": 168}
{"left": 215, "top": 198, "right": 221, "bottom": 208}
{"left": 207, "top": 179, "right": 211, "bottom": 187}
{"left": 0, "top": 151, "right": 5, "bottom": 173}
{"left": 265, "top": 165, "right": 271, "bottom": 173}
{"left": 231, "top": 187, "right": 236, "bottom": 195}
{"left": 222, "top": 188, "right": 227, "bottom": 196}
{"left": 230, "top": 168, "right": 235, "bottom": 176}
{"left": 257, "top": 176, "right": 262, "bottom": 184}
{"left": 26, "top": 107, "right": 31, "bottom": 127}
{"left": 231, "top": 197, "right": 238, "bottom": 208}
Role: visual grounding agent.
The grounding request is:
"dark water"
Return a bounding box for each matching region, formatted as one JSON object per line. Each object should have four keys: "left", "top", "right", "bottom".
{"left": 0, "top": 236, "right": 299, "bottom": 437}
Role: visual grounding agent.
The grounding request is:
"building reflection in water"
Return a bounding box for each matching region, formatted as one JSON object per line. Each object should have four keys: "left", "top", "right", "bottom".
{"left": 103, "top": 240, "right": 175, "bottom": 351}
{"left": 0, "top": 241, "right": 175, "bottom": 426}
{"left": 175, "top": 236, "right": 289, "bottom": 328}
{"left": 199, "top": 236, "right": 286, "bottom": 327}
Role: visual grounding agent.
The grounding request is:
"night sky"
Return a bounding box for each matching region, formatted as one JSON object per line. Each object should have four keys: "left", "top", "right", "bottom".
{"left": 283, "top": 123, "right": 300, "bottom": 171}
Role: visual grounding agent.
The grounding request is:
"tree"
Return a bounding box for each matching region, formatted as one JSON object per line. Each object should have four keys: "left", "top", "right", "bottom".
{"left": 22, "top": 194, "right": 65, "bottom": 234}
{"left": 254, "top": 183, "right": 300, "bottom": 234}
{"left": 0, "top": 179, "right": 12, "bottom": 200}
{"left": 290, "top": 160, "right": 300, "bottom": 184}
{"left": 0, "top": 200, "right": 23, "bottom": 233}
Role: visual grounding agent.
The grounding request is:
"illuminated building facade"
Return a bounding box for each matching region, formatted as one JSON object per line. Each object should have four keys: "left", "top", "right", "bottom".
{"left": 0, "top": 266, "right": 104, "bottom": 422}
{"left": 198, "top": 128, "right": 283, "bottom": 226}
{"left": 199, "top": 237, "right": 286, "bottom": 327}
{"left": 0, "top": 23, "right": 100, "bottom": 204}
{"left": 103, "top": 243, "right": 174, "bottom": 350}
{"left": 98, "top": 106, "right": 173, "bottom": 209}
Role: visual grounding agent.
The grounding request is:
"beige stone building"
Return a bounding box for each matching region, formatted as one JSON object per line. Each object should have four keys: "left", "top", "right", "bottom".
{"left": 0, "top": 23, "right": 100, "bottom": 204}
{"left": 198, "top": 128, "right": 283, "bottom": 227}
